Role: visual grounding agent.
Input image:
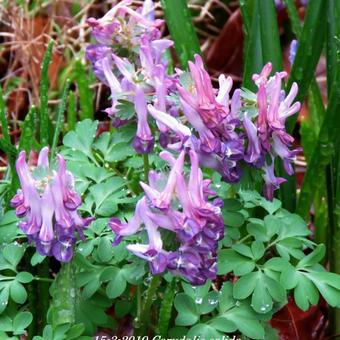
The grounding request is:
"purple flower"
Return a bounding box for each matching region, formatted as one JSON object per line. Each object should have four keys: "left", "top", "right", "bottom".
{"left": 178, "top": 54, "right": 229, "bottom": 129}
{"left": 262, "top": 159, "right": 286, "bottom": 201}
{"left": 109, "top": 149, "right": 224, "bottom": 284}
{"left": 11, "top": 147, "right": 93, "bottom": 262}
{"left": 133, "top": 86, "right": 154, "bottom": 154}
{"left": 245, "top": 63, "right": 301, "bottom": 199}
{"left": 289, "top": 40, "right": 298, "bottom": 66}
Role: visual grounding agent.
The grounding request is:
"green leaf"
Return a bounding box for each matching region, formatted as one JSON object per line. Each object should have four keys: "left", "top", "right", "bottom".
{"left": 89, "top": 177, "right": 133, "bottom": 217}
{"left": 9, "top": 281, "right": 27, "bottom": 304}
{"left": 251, "top": 241, "right": 265, "bottom": 260}
{"left": 93, "top": 130, "right": 135, "bottom": 162}
{"left": 16, "top": 272, "right": 34, "bottom": 283}
{"left": 3, "top": 243, "right": 25, "bottom": 268}
{"left": 187, "top": 324, "right": 222, "bottom": 339}
{"left": 50, "top": 79, "right": 71, "bottom": 158}
{"left": 293, "top": 273, "right": 319, "bottom": 311}
{"left": 286, "top": 0, "right": 327, "bottom": 132}
{"left": 74, "top": 61, "right": 94, "bottom": 120}
{"left": 30, "top": 252, "right": 46, "bottom": 266}
{"left": 12, "top": 312, "right": 33, "bottom": 334}
{"left": 0, "top": 211, "right": 20, "bottom": 243}
{"left": 233, "top": 272, "right": 258, "bottom": 300}
{"left": 66, "top": 323, "right": 85, "bottom": 339}
{"left": 218, "top": 282, "right": 234, "bottom": 314}
{"left": 223, "top": 198, "right": 242, "bottom": 211}
{"left": 0, "top": 315, "right": 12, "bottom": 332}
{"left": 0, "top": 286, "right": 9, "bottom": 313}
{"left": 297, "top": 244, "right": 326, "bottom": 268}
{"left": 103, "top": 268, "right": 126, "bottom": 299}
{"left": 63, "top": 119, "right": 98, "bottom": 160}
{"left": 174, "top": 293, "right": 199, "bottom": 326}
{"left": 242, "top": 0, "right": 263, "bottom": 90}
{"left": 182, "top": 280, "right": 211, "bottom": 301}
{"left": 222, "top": 210, "right": 245, "bottom": 227}
{"left": 209, "top": 317, "right": 237, "bottom": 333}
{"left": 81, "top": 277, "right": 101, "bottom": 299}
{"left": 258, "top": 0, "right": 283, "bottom": 71}
{"left": 218, "top": 249, "right": 255, "bottom": 276}
{"left": 51, "top": 262, "right": 76, "bottom": 327}
{"left": 199, "top": 291, "right": 219, "bottom": 314}
{"left": 304, "top": 271, "right": 340, "bottom": 307}
{"left": 115, "top": 99, "right": 135, "bottom": 120}
{"left": 249, "top": 271, "right": 286, "bottom": 314}
{"left": 39, "top": 40, "right": 54, "bottom": 146}
{"left": 160, "top": 0, "right": 201, "bottom": 68}
{"left": 232, "top": 244, "right": 253, "bottom": 258}
{"left": 97, "top": 237, "right": 114, "bottom": 263}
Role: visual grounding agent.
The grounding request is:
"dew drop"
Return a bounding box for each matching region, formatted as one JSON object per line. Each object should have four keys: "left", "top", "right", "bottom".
{"left": 208, "top": 298, "right": 218, "bottom": 305}
{"left": 195, "top": 297, "right": 203, "bottom": 304}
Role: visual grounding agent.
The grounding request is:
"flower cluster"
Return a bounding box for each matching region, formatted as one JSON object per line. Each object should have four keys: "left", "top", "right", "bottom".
{"left": 109, "top": 148, "right": 224, "bottom": 285}
{"left": 87, "top": 0, "right": 301, "bottom": 201}
{"left": 86, "top": 0, "right": 175, "bottom": 153}
{"left": 11, "top": 148, "right": 92, "bottom": 262}
{"left": 243, "top": 64, "right": 301, "bottom": 199}
{"left": 84, "top": 0, "right": 302, "bottom": 283}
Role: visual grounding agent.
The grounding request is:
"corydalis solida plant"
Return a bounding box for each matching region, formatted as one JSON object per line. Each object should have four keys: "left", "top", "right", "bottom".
{"left": 86, "top": 0, "right": 301, "bottom": 284}
{"left": 86, "top": 0, "right": 301, "bottom": 201}
{"left": 11, "top": 147, "right": 93, "bottom": 262}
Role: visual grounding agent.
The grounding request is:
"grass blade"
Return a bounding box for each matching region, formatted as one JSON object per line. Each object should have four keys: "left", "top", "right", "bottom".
{"left": 74, "top": 61, "right": 94, "bottom": 120}
{"left": 297, "top": 65, "right": 340, "bottom": 219}
{"left": 160, "top": 0, "right": 201, "bottom": 68}
{"left": 286, "top": 0, "right": 327, "bottom": 132}
{"left": 39, "top": 40, "right": 54, "bottom": 146}
{"left": 242, "top": 0, "right": 263, "bottom": 91}
{"left": 67, "top": 90, "right": 77, "bottom": 131}
{"left": 258, "top": 0, "right": 283, "bottom": 71}
{"left": 50, "top": 79, "right": 71, "bottom": 158}
{"left": 19, "top": 106, "right": 37, "bottom": 153}
{"left": 0, "top": 86, "right": 11, "bottom": 143}
{"left": 283, "top": 0, "right": 302, "bottom": 36}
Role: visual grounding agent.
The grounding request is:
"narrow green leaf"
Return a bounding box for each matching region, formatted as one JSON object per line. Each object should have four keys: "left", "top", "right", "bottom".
{"left": 297, "top": 61, "right": 340, "bottom": 218}
{"left": 286, "top": 0, "right": 327, "bottom": 132}
{"left": 283, "top": 0, "right": 302, "bottom": 36}
{"left": 239, "top": 0, "right": 255, "bottom": 37}
{"left": 51, "top": 261, "right": 76, "bottom": 327}
{"left": 258, "top": 0, "right": 283, "bottom": 71}
{"left": 74, "top": 61, "right": 94, "bottom": 120}
{"left": 51, "top": 79, "right": 71, "bottom": 158}
{"left": 39, "top": 40, "right": 54, "bottom": 146}
{"left": 160, "top": 0, "right": 201, "bottom": 68}
{"left": 0, "top": 86, "right": 11, "bottom": 143}
{"left": 242, "top": 0, "right": 263, "bottom": 90}
{"left": 19, "top": 106, "right": 36, "bottom": 153}
{"left": 67, "top": 90, "right": 77, "bottom": 131}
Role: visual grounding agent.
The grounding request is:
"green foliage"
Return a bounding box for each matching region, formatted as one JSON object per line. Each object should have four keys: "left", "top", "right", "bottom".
{"left": 73, "top": 61, "right": 94, "bottom": 120}
{"left": 39, "top": 40, "right": 54, "bottom": 146}
{"left": 160, "top": 0, "right": 201, "bottom": 68}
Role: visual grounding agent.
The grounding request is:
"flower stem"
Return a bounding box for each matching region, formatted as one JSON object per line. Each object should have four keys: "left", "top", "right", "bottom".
{"left": 136, "top": 275, "right": 161, "bottom": 335}
{"left": 143, "top": 153, "right": 150, "bottom": 184}
{"left": 34, "top": 276, "right": 54, "bottom": 283}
